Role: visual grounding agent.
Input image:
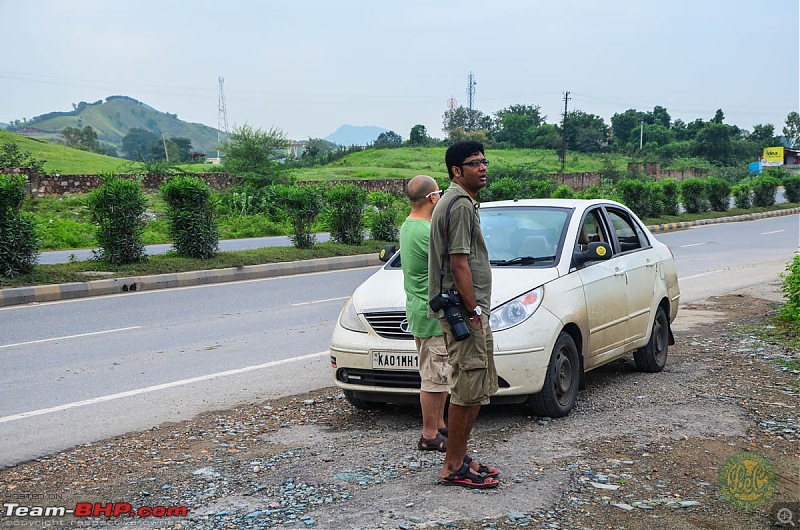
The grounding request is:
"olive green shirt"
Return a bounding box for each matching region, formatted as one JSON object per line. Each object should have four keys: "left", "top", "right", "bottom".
{"left": 427, "top": 182, "right": 491, "bottom": 317}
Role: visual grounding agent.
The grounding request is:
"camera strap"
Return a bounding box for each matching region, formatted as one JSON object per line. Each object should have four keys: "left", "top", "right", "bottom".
{"left": 438, "top": 194, "right": 471, "bottom": 296}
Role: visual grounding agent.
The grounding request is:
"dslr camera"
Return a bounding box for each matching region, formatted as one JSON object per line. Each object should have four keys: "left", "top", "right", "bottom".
{"left": 429, "top": 289, "right": 470, "bottom": 341}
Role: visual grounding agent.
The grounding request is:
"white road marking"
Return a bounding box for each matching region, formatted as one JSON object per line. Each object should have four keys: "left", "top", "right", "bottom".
{"left": 292, "top": 296, "right": 348, "bottom": 306}
{"left": 679, "top": 242, "right": 706, "bottom": 248}
{"left": 0, "top": 351, "right": 329, "bottom": 424}
{"left": 0, "top": 326, "right": 143, "bottom": 349}
{"left": 762, "top": 229, "right": 785, "bottom": 235}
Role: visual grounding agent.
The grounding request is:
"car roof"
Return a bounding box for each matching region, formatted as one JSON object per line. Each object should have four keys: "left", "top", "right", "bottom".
{"left": 480, "top": 198, "right": 626, "bottom": 211}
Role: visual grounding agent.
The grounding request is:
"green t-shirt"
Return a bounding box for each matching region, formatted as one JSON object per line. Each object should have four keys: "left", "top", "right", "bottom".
{"left": 399, "top": 218, "right": 443, "bottom": 338}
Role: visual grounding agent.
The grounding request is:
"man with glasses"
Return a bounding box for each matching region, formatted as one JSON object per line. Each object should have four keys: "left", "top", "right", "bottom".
{"left": 400, "top": 175, "right": 450, "bottom": 452}
{"left": 428, "top": 141, "right": 499, "bottom": 489}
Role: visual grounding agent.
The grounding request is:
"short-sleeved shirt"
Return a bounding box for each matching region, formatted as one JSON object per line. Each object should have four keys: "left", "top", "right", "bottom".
{"left": 399, "top": 218, "right": 442, "bottom": 338}
{"left": 427, "top": 182, "right": 491, "bottom": 317}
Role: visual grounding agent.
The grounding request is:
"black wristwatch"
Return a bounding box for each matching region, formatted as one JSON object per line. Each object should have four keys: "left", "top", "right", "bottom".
{"left": 468, "top": 306, "right": 482, "bottom": 317}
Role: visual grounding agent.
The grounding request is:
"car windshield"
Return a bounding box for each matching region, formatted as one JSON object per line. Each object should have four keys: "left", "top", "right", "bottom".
{"left": 481, "top": 206, "right": 570, "bottom": 266}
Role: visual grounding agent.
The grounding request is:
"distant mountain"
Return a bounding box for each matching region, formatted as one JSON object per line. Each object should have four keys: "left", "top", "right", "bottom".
{"left": 0, "top": 122, "right": 9, "bottom": 130}
{"left": 324, "top": 124, "right": 390, "bottom": 147}
{"left": 6, "top": 96, "right": 220, "bottom": 155}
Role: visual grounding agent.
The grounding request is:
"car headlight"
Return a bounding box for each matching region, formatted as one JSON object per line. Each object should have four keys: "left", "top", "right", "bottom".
{"left": 489, "top": 286, "right": 544, "bottom": 332}
{"left": 339, "top": 296, "right": 367, "bottom": 333}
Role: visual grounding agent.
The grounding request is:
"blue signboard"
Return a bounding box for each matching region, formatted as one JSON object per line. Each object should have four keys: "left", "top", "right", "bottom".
{"left": 748, "top": 161, "right": 762, "bottom": 175}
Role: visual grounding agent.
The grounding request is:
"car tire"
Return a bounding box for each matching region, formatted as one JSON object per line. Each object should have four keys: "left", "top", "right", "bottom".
{"left": 634, "top": 306, "right": 669, "bottom": 373}
{"left": 343, "top": 390, "right": 383, "bottom": 410}
{"left": 526, "top": 332, "right": 580, "bottom": 418}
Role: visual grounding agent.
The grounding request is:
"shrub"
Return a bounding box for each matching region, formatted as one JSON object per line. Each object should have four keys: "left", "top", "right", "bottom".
{"left": 325, "top": 183, "right": 367, "bottom": 245}
{"left": 784, "top": 175, "right": 800, "bottom": 203}
{"left": 752, "top": 175, "right": 779, "bottom": 207}
{"left": 87, "top": 173, "right": 147, "bottom": 265}
{"left": 732, "top": 182, "right": 752, "bottom": 209}
{"left": 367, "top": 191, "right": 400, "bottom": 242}
{"left": 705, "top": 177, "right": 731, "bottom": 212}
{"left": 274, "top": 184, "right": 324, "bottom": 249}
{"left": 551, "top": 184, "right": 575, "bottom": 199}
{"left": 780, "top": 254, "right": 800, "bottom": 322}
{"left": 0, "top": 173, "right": 39, "bottom": 277}
{"left": 679, "top": 178, "right": 709, "bottom": 213}
{"left": 616, "top": 178, "right": 650, "bottom": 218}
{"left": 655, "top": 178, "right": 680, "bottom": 216}
{"left": 161, "top": 175, "right": 219, "bottom": 259}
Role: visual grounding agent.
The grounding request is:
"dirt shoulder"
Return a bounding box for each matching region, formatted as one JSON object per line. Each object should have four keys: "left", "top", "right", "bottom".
{"left": 1, "top": 287, "right": 797, "bottom": 529}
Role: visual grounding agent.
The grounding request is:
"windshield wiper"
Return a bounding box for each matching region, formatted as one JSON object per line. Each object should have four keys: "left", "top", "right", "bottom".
{"left": 491, "top": 255, "right": 554, "bottom": 266}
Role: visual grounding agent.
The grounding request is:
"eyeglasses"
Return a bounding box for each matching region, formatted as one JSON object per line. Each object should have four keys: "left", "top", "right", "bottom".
{"left": 461, "top": 159, "right": 489, "bottom": 168}
{"left": 424, "top": 189, "right": 444, "bottom": 199}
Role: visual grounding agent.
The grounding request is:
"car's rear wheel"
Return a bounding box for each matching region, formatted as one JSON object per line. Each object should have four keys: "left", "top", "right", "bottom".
{"left": 526, "top": 332, "right": 580, "bottom": 418}
{"left": 634, "top": 306, "right": 669, "bottom": 372}
{"left": 343, "top": 390, "right": 383, "bottom": 410}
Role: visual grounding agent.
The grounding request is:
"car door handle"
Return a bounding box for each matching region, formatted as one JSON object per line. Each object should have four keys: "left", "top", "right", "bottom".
{"left": 646, "top": 260, "right": 656, "bottom": 268}
{"left": 614, "top": 268, "right": 626, "bottom": 276}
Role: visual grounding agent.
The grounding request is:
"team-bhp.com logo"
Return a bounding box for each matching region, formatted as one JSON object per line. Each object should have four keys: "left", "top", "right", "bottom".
{"left": 3, "top": 501, "right": 188, "bottom": 518}
{"left": 718, "top": 451, "right": 776, "bottom": 509}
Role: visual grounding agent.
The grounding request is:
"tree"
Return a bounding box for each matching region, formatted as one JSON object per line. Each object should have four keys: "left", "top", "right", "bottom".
{"left": 565, "top": 110, "right": 609, "bottom": 152}
{"left": 374, "top": 130, "right": 402, "bottom": 147}
{"left": 0, "top": 142, "right": 46, "bottom": 174}
{"left": 170, "top": 137, "right": 193, "bottom": 163}
{"left": 62, "top": 125, "right": 101, "bottom": 153}
{"left": 221, "top": 123, "right": 289, "bottom": 186}
{"left": 494, "top": 104, "right": 545, "bottom": 148}
{"left": 610, "top": 109, "right": 644, "bottom": 149}
{"left": 711, "top": 109, "right": 725, "bottom": 124}
{"left": 691, "top": 122, "right": 736, "bottom": 164}
{"left": 648, "top": 105, "right": 671, "bottom": 128}
{"left": 121, "top": 128, "right": 160, "bottom": 161}
{"left": 784, "top": 111, "right": 800, "bottom": 148}
{"left": 409, "top": 124, "right": 431, "bottom": 146}
{"left": 443, "top": 106, "right": 491, "bottom": 138}
{"left": 747, "top": 124, "right": 777, "bottom": 151}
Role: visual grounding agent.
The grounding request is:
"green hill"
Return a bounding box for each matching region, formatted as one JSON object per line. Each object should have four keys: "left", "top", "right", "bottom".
{"left": 7, "top": 96, "right": 220, "bottom": 155}
{"left": 0, "top": 130, "right": 132, "bottom": 174}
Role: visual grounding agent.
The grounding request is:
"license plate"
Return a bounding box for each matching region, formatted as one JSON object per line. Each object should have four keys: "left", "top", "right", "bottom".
{"left": 371, "top": 351, "right": 419, "bottom": 370}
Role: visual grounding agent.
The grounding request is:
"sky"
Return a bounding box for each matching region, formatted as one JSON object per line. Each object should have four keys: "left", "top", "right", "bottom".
{"left": 1, "top": 0, "right": 798, "bottom": 142}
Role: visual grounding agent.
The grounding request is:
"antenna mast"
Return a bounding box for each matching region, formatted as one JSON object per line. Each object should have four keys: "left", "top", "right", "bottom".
{"left": 467, "top": 71, "right": 476, "bottom": 111}
{"left": 217, "top": 76, "right": 229, "bottom": 159}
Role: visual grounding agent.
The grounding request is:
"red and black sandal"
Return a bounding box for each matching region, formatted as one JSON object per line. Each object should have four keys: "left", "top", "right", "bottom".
{"left": 464, "top": 455, "right": 500, "bottom": 478}
{"left": 440, "top": 463, "right": 499, "bottom": 489}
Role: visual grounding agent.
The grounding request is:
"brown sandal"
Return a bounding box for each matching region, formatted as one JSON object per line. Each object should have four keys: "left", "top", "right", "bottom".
{"left": 417, "top": 432, "right": 447, "bottom": 452}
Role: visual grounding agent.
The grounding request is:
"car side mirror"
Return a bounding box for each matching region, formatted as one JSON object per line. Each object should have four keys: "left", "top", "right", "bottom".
{"left": 573, "top": 241, "right": 612, "bottom": 267}
{"left": 379, "top": 244, "right": 397, "bottom": 263}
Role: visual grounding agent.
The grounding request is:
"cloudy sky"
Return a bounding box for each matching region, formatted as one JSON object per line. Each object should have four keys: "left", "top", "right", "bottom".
{"left": 1, "top": 0, "right": 798, "bottom": 141}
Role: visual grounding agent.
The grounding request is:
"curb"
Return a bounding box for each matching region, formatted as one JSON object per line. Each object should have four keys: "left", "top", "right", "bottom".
{"left": 0, "top": 253, "right": 383, "bottom": 308}
{"left": 1, "top": 207, "right": 797, "bottom": 308}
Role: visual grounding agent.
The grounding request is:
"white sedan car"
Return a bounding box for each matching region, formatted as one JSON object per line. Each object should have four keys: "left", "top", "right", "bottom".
{"left": 329, "top": 198, "right": 680, "bottom": 417}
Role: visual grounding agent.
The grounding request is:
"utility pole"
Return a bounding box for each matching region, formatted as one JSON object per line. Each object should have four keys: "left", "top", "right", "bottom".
{"left": 161, "top": 130, "right": 169, "bottom": 162}
{"left": 639, "top": 119, "right": 644, "bottom": 150}
{"left": 559, "top": 91, "right": 570, "bottom": 172}
{"left": 217, "top": 76, "right": 229, "bottom": 159}
{"left": 466, "top": 71, "right": 477, "bottom": 131}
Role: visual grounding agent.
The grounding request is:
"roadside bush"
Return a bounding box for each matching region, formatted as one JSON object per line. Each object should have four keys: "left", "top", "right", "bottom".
{"left": 482, "top": 176, "right": 526, "bottom": 201}
{"left": 325, "top": 183, "right": 367, "bottom": 245}
{"left": 705, "top": 177, "right": 731, "bottom": 212}
{"left": 616, "top": 178, "right": 651, "bottom": 218}
{"left": 780, "top": 254, "right": 800, "bottom": 322}
{"left": 752, "top": 176, "right": 779, "bottom": 207}
{"left": 579, "top": 178, "right": 618, "bottom": 200}
{"left": 551, "top": 184, "right": 575, "bottom": 199}
{"left": 679, "top": 178, "right": 709, "bottom": 213}
{"left": 654, "top": 178, "right": 680, "bottom": 216}
{"left": 87, "top": 174, "right": 148, "bottom": 265}
{"left": 0, "top": 173, "right": 39, "bottom": 277}
{"left": 274, "top": 184, "right": 324, "bottom": 249}
{"left": 784, "top": 175, "right": 800, "bottom": 203}
{"left": 366, "top": 191, "right": 400, "bottom": 242}
{"left": 732, "top": 182, "right": 752, "bottom": 209}
{"left": 161, "top": 175, "right": 219, "bottom": 259}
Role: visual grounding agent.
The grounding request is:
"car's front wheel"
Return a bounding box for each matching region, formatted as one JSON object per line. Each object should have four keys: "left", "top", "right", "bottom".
{"left": 634, "top": 306, "right": 669, "bottom": 372}
{"left": 526, "top": 332, "right": 580, "bottom": 418}
{"left": 343, "top": 390, "right": 383, "bottom": 410}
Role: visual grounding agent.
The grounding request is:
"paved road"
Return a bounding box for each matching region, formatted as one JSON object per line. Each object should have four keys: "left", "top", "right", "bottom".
{"left": 0, "top": 214, "right": 797, "bottom": 467}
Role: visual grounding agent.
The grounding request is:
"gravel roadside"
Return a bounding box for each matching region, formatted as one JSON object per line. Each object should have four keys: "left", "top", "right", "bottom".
{"left": 1, "top": 283, "right": 797, "bottom": 530}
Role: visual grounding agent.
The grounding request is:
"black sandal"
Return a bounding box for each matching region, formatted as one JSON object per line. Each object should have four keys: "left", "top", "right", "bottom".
{"left": 464, "top": 455, "right": 500, "bottom": 477}
{"left": 417, "top": 432, "right": 447, "bottom": 452}
{"left": 440, "top": 463, "right": 499, "bottom": 489}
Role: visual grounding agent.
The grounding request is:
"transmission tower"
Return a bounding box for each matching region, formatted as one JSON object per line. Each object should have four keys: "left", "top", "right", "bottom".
{"left": 447, "top": 95, "right": 457, "bottom": 110}
{"left": 467, "top": 71, "right": 477, "bottom": 111}
{"left": 217, "top": 76, "right": 229, "bottom": 159}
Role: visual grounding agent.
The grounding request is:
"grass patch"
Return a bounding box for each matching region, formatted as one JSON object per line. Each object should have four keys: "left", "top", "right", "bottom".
{"left": 0, "top": 240, "right": 391, "bottom": 289}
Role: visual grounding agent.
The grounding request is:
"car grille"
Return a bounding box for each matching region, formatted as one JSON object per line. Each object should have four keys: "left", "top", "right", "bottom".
{"left": 337, "top": 368, "right": 421, "bottom": 388}
{"left": 363, "top": 311, "right": 413, "bottom": 340}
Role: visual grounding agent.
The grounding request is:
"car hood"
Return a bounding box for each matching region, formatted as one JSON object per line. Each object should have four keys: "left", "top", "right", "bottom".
{"left": 351, "top": 266, "right": 561, "bottom": 312}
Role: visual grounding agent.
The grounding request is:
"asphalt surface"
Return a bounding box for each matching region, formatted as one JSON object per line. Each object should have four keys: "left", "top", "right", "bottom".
{"left": 2, "top": 208, "right": 798, "bottom": 308}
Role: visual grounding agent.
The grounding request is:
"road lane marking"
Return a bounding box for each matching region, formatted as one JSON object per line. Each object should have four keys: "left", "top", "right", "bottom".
{"left": 762, "top": 230, "right": 785, "bottom": 235}
{"left": 679, "top": 243, "right": 707, "bottom": 248}
{"left": 0, "top": 351, "right": 328, "bottom": 424}
{"left": 291, "top": 296, "right": 348, "bottom": 306}
{"left": 0, "top": 326, "right": 143, "bottom": 349}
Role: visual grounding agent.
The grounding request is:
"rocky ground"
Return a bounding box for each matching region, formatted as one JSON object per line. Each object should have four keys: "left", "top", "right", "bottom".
{"left": 0, "top": 291, "right": 797, "bottom": 530}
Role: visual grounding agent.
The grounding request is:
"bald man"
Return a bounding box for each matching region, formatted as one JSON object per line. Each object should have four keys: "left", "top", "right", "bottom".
{"left": 400, "top": 175, "right": 451, "bottom": 452}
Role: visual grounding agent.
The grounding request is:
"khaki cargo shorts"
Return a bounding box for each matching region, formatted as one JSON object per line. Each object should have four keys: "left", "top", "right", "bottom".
{"left": 415, "top": 335, "right": 451, "bottom": 393}
{"left": 439, "top": 314, "right": 498, "bottom": 406}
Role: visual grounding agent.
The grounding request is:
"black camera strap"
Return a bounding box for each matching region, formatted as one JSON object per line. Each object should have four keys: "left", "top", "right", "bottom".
{"left": 438, "top": 194, "right": 471, "bottom": 296}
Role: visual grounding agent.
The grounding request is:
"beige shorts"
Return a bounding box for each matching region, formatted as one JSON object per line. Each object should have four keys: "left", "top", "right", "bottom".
{"left": 415, "top": 335, "right": 451, "bottom": 393}
{"left": 439, "top": 314, "right": 498, "bottom": 406}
